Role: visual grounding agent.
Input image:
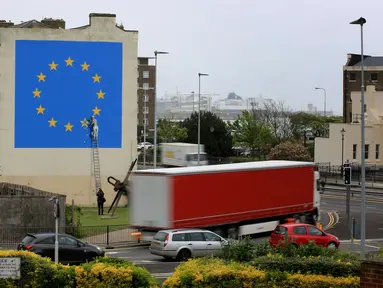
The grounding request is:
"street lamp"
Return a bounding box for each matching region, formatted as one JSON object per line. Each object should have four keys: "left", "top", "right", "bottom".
{"left": 198, "top": 73, "right": 209, "bottom": 165}
{"left": 341, "top": 128, "right": 346, "bottom": 166}
{"left": 153, "top": 50, "right": 169, "bottom": 168}
{"left": 315, "top": 87, "right": 327, "bottom": 117}
{"left": 350, "top": 16, "right": 367, "bottom": 259}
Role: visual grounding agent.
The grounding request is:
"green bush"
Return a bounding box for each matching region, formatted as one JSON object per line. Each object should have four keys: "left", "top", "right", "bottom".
{"left": 251, "top": 255, "right": 360, "bottom": 277}
{"left": 0, "top": 250, "right": 159, "bottom": 288}
{"left": 163, "top": 258, "right": 360, "bottom": 288}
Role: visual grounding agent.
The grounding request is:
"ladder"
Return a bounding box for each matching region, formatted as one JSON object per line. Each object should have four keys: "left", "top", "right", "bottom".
{"left": 91, "top": 138, "right": 102, "bottom": 192}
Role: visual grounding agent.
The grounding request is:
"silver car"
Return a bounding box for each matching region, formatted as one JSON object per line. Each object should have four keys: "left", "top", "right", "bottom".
{"left": 149, "top": 228, "right": 228, "bottom": 261}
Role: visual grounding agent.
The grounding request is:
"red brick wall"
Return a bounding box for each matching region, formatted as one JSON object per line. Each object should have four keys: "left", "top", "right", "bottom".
{"left": 361, "top": 261, "right": 383, "bottom": 288}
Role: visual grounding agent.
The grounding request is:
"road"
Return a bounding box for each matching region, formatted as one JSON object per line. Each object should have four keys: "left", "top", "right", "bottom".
{"left": 106, "top": 193, "right": 383, "bottom": 280}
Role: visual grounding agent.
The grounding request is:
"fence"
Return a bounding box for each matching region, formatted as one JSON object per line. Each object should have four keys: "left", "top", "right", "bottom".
{"left": 316, "top": 162, "right": 383, "bottom": 184}
{"left": 0, "top": 224, "right": 140, "bottom": 249}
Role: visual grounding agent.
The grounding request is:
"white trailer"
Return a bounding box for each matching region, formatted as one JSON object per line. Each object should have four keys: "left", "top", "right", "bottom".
{"left": 161, "top": 143, "right": 208, "bottom": 167}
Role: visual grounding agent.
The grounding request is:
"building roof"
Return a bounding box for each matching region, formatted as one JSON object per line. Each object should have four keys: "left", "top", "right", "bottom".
{"left": 345, "top": 53, "right": 383, "bottom": 67}
{"left": 134, "top": 160, "right": 314, "bottom": 175}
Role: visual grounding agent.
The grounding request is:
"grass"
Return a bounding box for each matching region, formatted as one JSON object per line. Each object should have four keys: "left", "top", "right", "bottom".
{"left": 79, "top": 207, "right": 129, "bottom": 227}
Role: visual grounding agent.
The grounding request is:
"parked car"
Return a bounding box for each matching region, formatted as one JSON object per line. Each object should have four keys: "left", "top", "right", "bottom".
{"left": 269, "top": 223, "right": 340, "bottom": 249}
{"left": 137, "top": 142, "right": 154, "bottom": 150}
{"left": 17, "top": 233, "right": 105, "bottom": 264}
{"left": 149, "top": 229, "right": 228, "bottom": 261}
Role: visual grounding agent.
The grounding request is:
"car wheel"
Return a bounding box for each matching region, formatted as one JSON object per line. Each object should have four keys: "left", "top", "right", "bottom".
{"left": 176, "top": 249, "right": 191, "bottom": 262}
{"left": 327, "top": 242, "right": 337, "bottom": 249}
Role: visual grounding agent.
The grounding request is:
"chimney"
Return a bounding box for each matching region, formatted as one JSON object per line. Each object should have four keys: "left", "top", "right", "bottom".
{"left": 0, "top": 20, "right": 14, "bottom": 28}
{"left": 41, "top": 18, "right": 65, "bottom": 29}
{"left": 89, "top": 13, "right": 116, "bottom": 30}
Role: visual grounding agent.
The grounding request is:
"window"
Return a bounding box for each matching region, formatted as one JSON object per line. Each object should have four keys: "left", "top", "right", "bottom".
{"left": 21, "top": 235, "right": 36, "bottom": 244}
{"left": 188, "top": 232, "right": 205, "bottom": 241}
{"left": 349, "top": 72, "right": 356, "bottom": 82}
{"left": 143, "top": 83, "right": 149, "bottom": 89}
{"left": 142, "top": 106, "right": 149, "bottom": 114}
{"left": 154, "top": 232, "right": 168, "bottom": 242}
{"left": 364, "top": 104, "right": 367, "bottom": 113}
{"left": 370, "top": 73, "right": 378, "bottom": 82}
{"left": 365, "top": 144, "right": 369, "bottom": 159}
{"left": 142, "top": 119, "right": 149, "bottom": 125}
{"left": 293, "top": 226, "right": 307, "bottom": 235}
{"left": 172, "top": 233, "right": 186, "bottom": 242}
{"left": 376, "top": 144, "right": 380, "bottom": 160}
{"left": 203, "top": 232, "right": 221, "bottom": 241}
{"left": 273, "top": 226, "right": 288, "bottom": 235}
{"left": 37, "top": 237, "right": 55, "bottom": 245}
{"left": 308, "top": 226, "right": 323, "bottom": 236}
{"left": 58, "top": 236, "right": 78, "bottom": 246}
{"left": 143, "top": 71, "right": 149, "bottom": 79}
{"left": 353, "top": 144, "right": 357, "bottom": 160}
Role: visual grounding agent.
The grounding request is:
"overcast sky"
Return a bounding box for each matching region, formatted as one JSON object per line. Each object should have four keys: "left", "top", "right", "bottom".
{"left": 5, "top": 0, "right": 382, "bottom": 114}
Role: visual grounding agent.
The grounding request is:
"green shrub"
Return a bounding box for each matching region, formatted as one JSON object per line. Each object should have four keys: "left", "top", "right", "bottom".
{"left": 251, "top": 255, "right": 360, "bottom": 277}
{"left": 0, "top": 250, "right": 159, "bottom": 288}
{"left": 163, "top": 258, "right": 360, "bottom": 288}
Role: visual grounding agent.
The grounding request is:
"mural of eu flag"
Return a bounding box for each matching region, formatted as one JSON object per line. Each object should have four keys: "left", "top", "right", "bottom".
{"left": 14, "top": 40, "right": 123, "bottom": 148}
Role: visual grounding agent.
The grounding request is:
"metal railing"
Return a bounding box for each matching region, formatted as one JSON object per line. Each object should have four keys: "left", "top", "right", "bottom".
{"left": 0, "top": 224, "right": 140, "bottom": 250}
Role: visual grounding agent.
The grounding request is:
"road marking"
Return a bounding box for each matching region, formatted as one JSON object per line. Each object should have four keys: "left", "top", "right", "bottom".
{"left": 324, "top": 212, "right": 334, "bottom": 230}
{"left": 366, "top": 244, "right": 380, "bottom": 249}
{"left": 322, "top": 194, "right": 383, "bottom": 204}
{"left": 106, "top": 252, "right": 118, "bottom": 255}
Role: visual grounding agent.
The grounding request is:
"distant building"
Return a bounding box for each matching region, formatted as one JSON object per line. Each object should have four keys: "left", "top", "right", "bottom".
{"left": 343, "top": 53, "right": 383, "bottom": 123}
{"left": 301, "top": 104, "right": 335, "bottom": 117}
{"left": 137, "top": 57, "right": 155, "bottom": 139}
{"left": 315, "top": 85, "right": 382, "bottom": 166}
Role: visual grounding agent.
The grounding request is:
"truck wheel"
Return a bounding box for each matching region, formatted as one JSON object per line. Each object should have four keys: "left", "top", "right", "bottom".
{"left": 176, "top": 249, "right": 191, "bottom": 262}
{"left": 227, "top": 226, "right": 239, "bottom": 239}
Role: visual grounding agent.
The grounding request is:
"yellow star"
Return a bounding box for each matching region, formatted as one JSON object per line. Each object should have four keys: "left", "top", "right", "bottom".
{"left": 36, "top": 105, "right": 45, "bottom": 115}
{"left": 48, "top": 117, "right": 57, "bottom": 127}
{"left": 80, "top": 117, "right": 89, "bottom": 127}
{"left": 37, "top": 72, "right": 46, "bottom": 82}
{"left": 92, "top": 106, "right": 101, "bottom": 116}
{"left": 48, "top": 61, "right": 58, "bottom": 71}
{"left": 65, "top": 57, "right": 74, "bottom": 67}
{"left": 32, "top": 88, "right": 41, "bottom": 98}
{"left": 96, "top": 90, "right": 105, "bottom": 99}
{"left": 92, "top": 73, "right": 101, "bottom": 83}
{"left": 81, "top": 62, "right": 90, "bottom": 71}
{"left": 65, "top": 122, "right": 74, "bottom": 132}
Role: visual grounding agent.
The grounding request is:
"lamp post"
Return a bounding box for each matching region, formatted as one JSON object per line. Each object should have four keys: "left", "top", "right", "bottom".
{"left": 350, "top": 16, "right": 367, "bottom": 259}
{"left": 315, "top": 87, "right": 327, "bottom": 117}
{"left": 153, "top": 50, "right": 169, "bottom": 168}
{"left": 341, "top": 128, "right": 346, "bottom": 166}
{"left": 198, "top": 73, "right": 209, "bottom": 165}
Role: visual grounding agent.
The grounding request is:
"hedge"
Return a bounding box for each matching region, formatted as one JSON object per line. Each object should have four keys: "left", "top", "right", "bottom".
{"left": 251, "top": 255, "right": 360, "bottom": 277}
{"left": 0, "top": 250, "right": 159, "bottom": 288}
{"left": 162, "top": 258, "right": 360, "bottom": 288}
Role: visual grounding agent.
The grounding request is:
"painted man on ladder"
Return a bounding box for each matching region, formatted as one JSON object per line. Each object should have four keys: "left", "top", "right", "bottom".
{"left": 88, "top": 116, "right": 99, "bottom": 140}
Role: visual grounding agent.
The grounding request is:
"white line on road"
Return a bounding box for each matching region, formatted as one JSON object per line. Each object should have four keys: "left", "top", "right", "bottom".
{"left": 106, "top": 252, "right": 118, "bottom": 255}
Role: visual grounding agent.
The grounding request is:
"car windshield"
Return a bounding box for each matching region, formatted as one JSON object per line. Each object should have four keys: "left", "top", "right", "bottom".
{"left": 153, "top": 232, "right": 168, "bottom": 242}
{"left": 21, "top": 235, "right": 36, "bottom": 244}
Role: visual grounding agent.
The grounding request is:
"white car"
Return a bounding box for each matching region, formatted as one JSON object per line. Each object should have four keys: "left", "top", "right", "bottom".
{"left": 137, "top": 142, "right": 154, "bottom": 150}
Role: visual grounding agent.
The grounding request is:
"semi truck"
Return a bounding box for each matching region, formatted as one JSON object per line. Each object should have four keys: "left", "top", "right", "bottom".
{"left": 161, "top": 143, "right": 208, "bottom": 167}
{"left": 130, "top": 160, "right": 321, "bottom": 240}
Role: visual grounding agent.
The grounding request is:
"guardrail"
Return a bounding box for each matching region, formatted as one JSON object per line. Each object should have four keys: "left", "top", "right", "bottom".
{"left": 0, "top": 224, "right": 141, "bottom": 249}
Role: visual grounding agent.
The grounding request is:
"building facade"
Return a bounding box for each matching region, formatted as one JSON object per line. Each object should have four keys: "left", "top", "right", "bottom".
{"left": 137, "top": 57, "right": 155, "bottom": 141}
{"left": 315, "top": 85, "right": 383, "bottom": 166}
{"left": 343, "top": 53, "right": 383, "bottom": 123}
{"left": 0, "top": 13, "right": 138, "bottom": 206}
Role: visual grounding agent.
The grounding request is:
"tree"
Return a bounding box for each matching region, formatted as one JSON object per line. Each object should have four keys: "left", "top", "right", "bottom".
{"left": 157, "top": 117, "right": 187, "bottom": 143}
{"left": 229, "top": 110, "right": 274, "bottom": 159}
{"left": 181, "top": 111, "right": 232, "bottom": 157}
{"left": 250, "top": 100, "right": 293, "bottom": 145}
{"left": 267, "top": 141, "right": 312, "bottom": 162}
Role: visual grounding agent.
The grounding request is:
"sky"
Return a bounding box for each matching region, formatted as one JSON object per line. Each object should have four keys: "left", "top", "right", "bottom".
{"left": 4, "top": 0, "right": 382, "bottom": 115}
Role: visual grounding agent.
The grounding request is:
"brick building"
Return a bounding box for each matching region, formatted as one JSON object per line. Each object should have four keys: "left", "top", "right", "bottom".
{"left": 343, "top": 53, "right": 383, "bottom": 123}
{"left": 137, "top": 57, "right": 156, "bottom": 141}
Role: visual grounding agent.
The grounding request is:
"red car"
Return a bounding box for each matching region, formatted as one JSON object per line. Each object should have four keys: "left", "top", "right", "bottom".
{"left": 269, "top": 223, "right": 340, "bottom": 249}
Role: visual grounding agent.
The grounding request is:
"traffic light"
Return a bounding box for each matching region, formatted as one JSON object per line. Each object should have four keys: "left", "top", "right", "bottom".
{"left": 344, "top": 163, "right": 351, "bottom": 185}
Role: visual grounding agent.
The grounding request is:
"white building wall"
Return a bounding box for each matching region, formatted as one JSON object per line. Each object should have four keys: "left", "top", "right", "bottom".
{"left": 315, "top": 85, "right": 383, "bottom": 166}
{"left": 0, "top": 14, "right": 138, "bottom": 206}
